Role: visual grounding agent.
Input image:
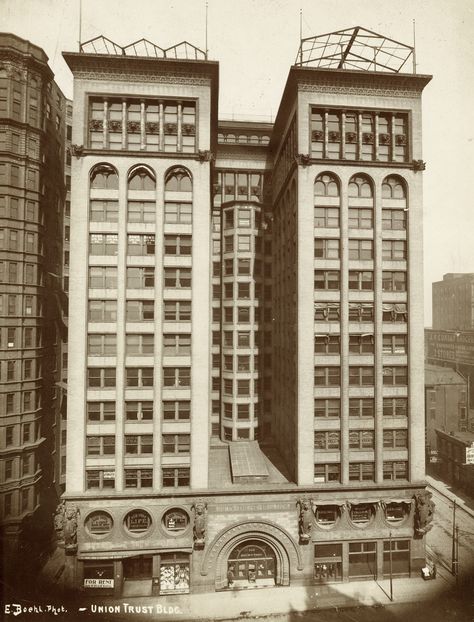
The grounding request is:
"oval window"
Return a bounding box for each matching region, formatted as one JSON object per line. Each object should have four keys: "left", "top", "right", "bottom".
{"left": 314, "top": 504, "right": 340, "bottom": 528}
{"left": 385, "top": 502, "right": 410, "bottom": 525}
{"left": 349, "top": 503, "right": 376, "bottom": 527}
{"left": 86, "top": 511, "right": 113, "bottom": 535}
{"left": 163, "top": 508, "right": 189, "bottom": 533}
{"left": 124, "top": 509, "right": 152, "bottom": 534}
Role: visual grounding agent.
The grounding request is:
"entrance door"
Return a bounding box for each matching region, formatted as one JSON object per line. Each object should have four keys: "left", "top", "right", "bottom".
{"left": 122, "top": 555, "right": 153, "bottom": 597}
{"left": 228, "top": 540, "right": 276, "bottom": 585}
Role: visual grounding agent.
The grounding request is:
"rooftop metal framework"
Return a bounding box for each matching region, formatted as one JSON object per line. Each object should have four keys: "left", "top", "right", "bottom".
{"left": 295, "top": 26, "right": 414, "bottom": 73}
{"left": 80, "top": 36, "right": 206, "bottom": 60}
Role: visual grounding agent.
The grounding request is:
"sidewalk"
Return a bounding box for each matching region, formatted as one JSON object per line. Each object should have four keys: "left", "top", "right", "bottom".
{"left": 99, "top": 573, "right": 457, "bottom": 621}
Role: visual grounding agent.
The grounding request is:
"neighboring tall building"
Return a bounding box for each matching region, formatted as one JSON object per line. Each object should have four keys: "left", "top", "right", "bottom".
{"left": 432, "top": 273, "right": 474, "bottom": 331}
{"left": 0, "top": 34, "right": 66, "bottom": 569}
{"left": 435, "top": 429, "right": 474, "bottom": 496}
{"left": 425, "top": 363, "right": 467, "bottom": 455}
{"left": 62, "top": 29, "right": 433, "bottom": 598}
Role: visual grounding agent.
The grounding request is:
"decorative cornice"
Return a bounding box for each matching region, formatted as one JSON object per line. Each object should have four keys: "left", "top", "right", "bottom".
{"left": 72, "top": 68, "right": 212, "bottom": 87}
{"left": 298, "top": 82, "right": 424, "bottom": 99}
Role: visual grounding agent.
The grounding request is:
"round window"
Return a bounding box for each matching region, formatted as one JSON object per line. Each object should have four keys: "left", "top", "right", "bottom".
{"left": 85, "top": 511, "right": 113, "bottom": 536}
{"left": 349, "top": 503, "right": 376, "bottom": 527}
{"left": 163, "top": 508, "right": 189, "bottom": 533}
{"left": 314, "top": 504, "right": 340, "bottom": 528}
{"left": 384, "top": 502, "right": 410, "bottom": 525}
{"left": 124, "top": 509, "right": 152, "bottom": 534}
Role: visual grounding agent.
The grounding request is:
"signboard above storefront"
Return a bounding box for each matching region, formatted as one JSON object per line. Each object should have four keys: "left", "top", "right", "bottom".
{"left": 425, "top": 330, "right": 474, "bottom": 367}
{"left": 84, "top": 578, "right": 114, "bottom": 588}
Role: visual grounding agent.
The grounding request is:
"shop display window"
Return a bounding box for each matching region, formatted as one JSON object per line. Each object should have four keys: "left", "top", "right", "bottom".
{"left": 159, "top": 553, "right": 190, "bottom": 594}
{"left": 314, "top": 543, "right": 342, "bottom": 583}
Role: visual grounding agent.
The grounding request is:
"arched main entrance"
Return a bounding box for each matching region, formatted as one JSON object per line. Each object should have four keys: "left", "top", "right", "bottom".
{"left": 228, "top": 539, "right": 276, "bottom": 586}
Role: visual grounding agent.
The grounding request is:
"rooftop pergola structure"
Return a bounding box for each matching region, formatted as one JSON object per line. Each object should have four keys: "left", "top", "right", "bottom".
{"left": 80, "top": 36, "right": 206, "bottom": 60}
{"left": 295, "top": 26, "right": 415, "bottom": 73}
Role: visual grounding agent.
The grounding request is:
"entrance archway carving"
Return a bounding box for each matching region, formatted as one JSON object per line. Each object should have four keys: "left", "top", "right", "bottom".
{"left": 201, "top": 520, "right": 302, "bottom": 590}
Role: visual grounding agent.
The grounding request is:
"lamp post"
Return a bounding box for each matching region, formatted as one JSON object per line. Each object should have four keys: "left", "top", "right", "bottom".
{"left": 389, "top": 530, "right": 393, "bottom": 601}
{"left": 451, "top": 499, "right": 457, "bottom": 575}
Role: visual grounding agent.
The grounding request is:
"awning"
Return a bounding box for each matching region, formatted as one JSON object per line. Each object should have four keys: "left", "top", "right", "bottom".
{"left": 311, "top": 500, "right": 345, "bottom": 507}
{"left": 78, "top": 547, "right": 193, "bottom": 561}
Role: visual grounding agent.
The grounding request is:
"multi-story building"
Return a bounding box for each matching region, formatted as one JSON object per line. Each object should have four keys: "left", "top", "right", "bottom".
{"left": 435, "top": 429, "right": 474, "bottom": 496}
{"left": 0, "top": 33, "right": 66, "bottom": 570}
{"left": 432, "top": 273, "right": 474, "bottom": 331}
{"left": 62, "top": 28, "right": 432, "bottom": 598}
{"left": 425, "top": 363, "right": 468, "bottom": 458}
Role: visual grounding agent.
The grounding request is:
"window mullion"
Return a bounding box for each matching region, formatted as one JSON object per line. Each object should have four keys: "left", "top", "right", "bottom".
{"left": 103, "top": 100, "right": 108, "bottom": 149}
{"left": 341, "top": 111, "right": 346, "bottom": 160}
{"left": 323, "top": 110, "right": 328, "bottom": 159}
{"left": 374, "top": 112, "right": 380, "bottom": 161}
{"left": 140, "top": 101, "right": 146, "bottom": 150}
{"left": 177, "top": 101, "right": 183, "bottom": 152}
{"left": 357, "top": 112, "right": 362, "bottom": 160}
{"left": 121, "top": 101, "right": 127, "bottom": 149}
{"left": 159, "top": 101, "right": 164, "bottom": 151}
{"left": 389, "top": 113, "right": 395, "bottom": 161}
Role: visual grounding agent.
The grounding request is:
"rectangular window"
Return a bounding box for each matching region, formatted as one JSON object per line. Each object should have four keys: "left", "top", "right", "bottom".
{"left": 382, "top": 209, "right": 406, "bottom": 230}
{"left": 382, "top": 271, "right": 407, "bottom": 292}
{"left": 163, "top": 334, "right": 191, "bottom": 356}
{"left": 164, "top": 202, "right": 192, "bottom": 224}
{"left": 125, "top": 435, "right": 153, "bottom": 455}
{"left": 382, "top": 240, "right": 407, "bottom": 260}
{"left": 164, "top": 268, "right": 191, "bottom": 288}
{"left": 127, "top": 201, "right": 155, "bottom": 223}
{"left": 349, "top": 462, "right": 375, "bottom": 482}
{"left": 125, "top": 300, "right": 154, "bottom": 321}
{"left": 126, "top": 367, "right": 154, "bottom": 387}
{"left": 164, "top": 234, "right": 192, "bottom": 256}
{"left": 125, "top": 401, "right": 153, "bottom": 421}
{"left": 315, "top": 335, "right": 340, "bottom": 354}
{"left": 86, "top": 470, "right": 115, "bottom": 490}
{"left": 164, "top": 300, "right": 191, "bottom": 321}
{"left": 383, "top": 461, "right": 408, "bottom": 480}
{"left": 89, "top": 266, "right": 117, "bottom": 289}
{"left": 87, "top": 402, "right": 116, "bottom": 422}
{"left": 314, "top": 431, "right": 340, "bottom": 450}
{"left": 89, "top": 200, "right": 119, "bottom": 222}
{"left": 348, "top": 239, "right": 373, "bottom": 260}
{"left": 314, "top": 463, "right": 340, "bottom": 483}
{"left": 87, "top": 334, "right": 116, "bottom": 356}
{"left": 127, "top": 234, "right": 155, "bottom": 256}
{"left": 163, "top": 401, "right": 190, "bottom": 421}
{"left": 349, "top": 271, "right": 373, "bottom": 290}
{"left": 349, "top": 398, "right": 374, "bottom": 418}
{"left": 162, "top": 434, "right": 191, "bottom": 455}
{"left": 383, "top": 429, "right": 408, "bottom": 449}
{"left": 89, "top": 233, "right": 118, "bottom": 255}
{"left": 383, "top": 366, "right": 408, "bottom": 386}
{"left": 87, "top": 367, "right": 116, "bottom": 388}
{"left": 88, "top": 300, "right": 117, "bottom": 322}
{"left": 163, "top": 367, "right": 190, "bottom": 388}
{"left": 349, "top": 430, "right": 375, "bottom": 449}
{"left": 125, "top": 468, "right": 153, "bottom": 489}
{"left": 125, "top": 334, "right": 154, "bottom": 355}
{"left": 315, "top": 367, "right": 340, "bottom": 386}
{"left": 86, "top": 435, "right": 115, "bottom": 456}
{"left": 383, "top": 398, "right": 408, "bottom": 417}
{"left": 315, "top": 303, "right": 340, "bottom": 322}
{"left": 162, "top": 467, "right": 190, "bottom": 488}
{"left": 348, "top": 541, "right": 376, "bottom": 578}
{"left": 314, "top": 270, "right": 340, "bottom": 290}
{"left": 348, "top": 208, "right": 373, "bottom": 229}
{"left": 349, "top": 366, "right": 374, "bottom": 386}
{"left": 349, "top": 335, "right": 374, "bottom": 354}
{"left": 314, "top": 399, "right": 340, "bottom": 418}
{"left": 314, "top": 238, "right": 340, "bottom": 259}
{"left": 382, "top": 334, "right": 408, "bottom": 354}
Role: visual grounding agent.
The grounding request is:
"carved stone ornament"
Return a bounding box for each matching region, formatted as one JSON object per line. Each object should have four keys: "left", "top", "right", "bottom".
{"left": 311, "top": 129, "right": 324, "bottom": 142}
{"left": 414, "top": 491, "right": 435, "bottom": 537}
{"left": 182, "top": 123, "right": 196, "bottom": 136}
{"left": 70, "top": 144, "right": 84, "bottom": 158}
{"left": 362, "top": 132, "right": 375, "bottom": 145}
{"left": 197, "top": 150, "right": 214, "bottom": 162}
{"left": 379, "top": 133, "right": 391, "bottom": 145}
{"left": 413, "top": 159, "right": 426, "bottom": 172}
{"left": 53, "top": 500, "right": 66, "bottom": 542}
{"left": 127, "top": 121, "right": 141, "bottom": 133}
{"left": 63, "top": 504, "right": 80, "bottom": 554}
{"left": 295, "top": 153, "right": 311, "bottom": 166}
{"left": 297, "top": 497, "right": 313, "bottom": 543}
{"left": 345, "top": 131, "right": 357, "bottom": 143}
{"left": 328, "top": 131, "right": 341, "bottom": 142}
{"left": 89, "top": 119, "right": 103, "bottom": 131}
{"left": 145, "top": 122, "right": 159, "bottom": 134}
{"left": 192, "top": 499, "right": 207, "bottom": 549}
{"left": 395, "top": 134, "right": 407, "bottom": 146}
{"left": 164, "top": 122, "right": 178, "bottom": 135}
{"left": 108, "top": 120, "right": 122, "bottom": 132}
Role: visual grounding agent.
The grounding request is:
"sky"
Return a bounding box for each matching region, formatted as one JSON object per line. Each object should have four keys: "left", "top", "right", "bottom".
{"left": 3, "top": 0, "right": 474, "bottom": 325}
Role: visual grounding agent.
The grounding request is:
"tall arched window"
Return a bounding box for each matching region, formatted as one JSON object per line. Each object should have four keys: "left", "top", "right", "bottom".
{"left": 382, "top": 175, "right": 407, "bottom": 232}
{"left": 127, "top": 166, "right": 156, "bottom": 223}
{"left": 128, "top": 165, "right": 156, "bottom": 191}
{"left": 314, "top": 173, "right": 340, "bottom": 228}
{"left": 89, "top": 164, "right": 119, "bottom": 222}
{"left": 164, "top": 167, "right": 192, "bottom": 224}
{"left": 90, "top": 164, "right": 119, "bottom": 190}
{"left": 348, "top": 174, "right": 374, "bottom": 230}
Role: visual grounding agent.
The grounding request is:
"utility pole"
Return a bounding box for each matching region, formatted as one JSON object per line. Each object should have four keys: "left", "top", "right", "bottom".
{"left": 451, "top": 499, "right": 457, "bottom": 575}
{"left": 389, "top": 530, "right": 393, "bottom": 601}
{"left": 455, "top": 525, "right": 460, "bottom": 585}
